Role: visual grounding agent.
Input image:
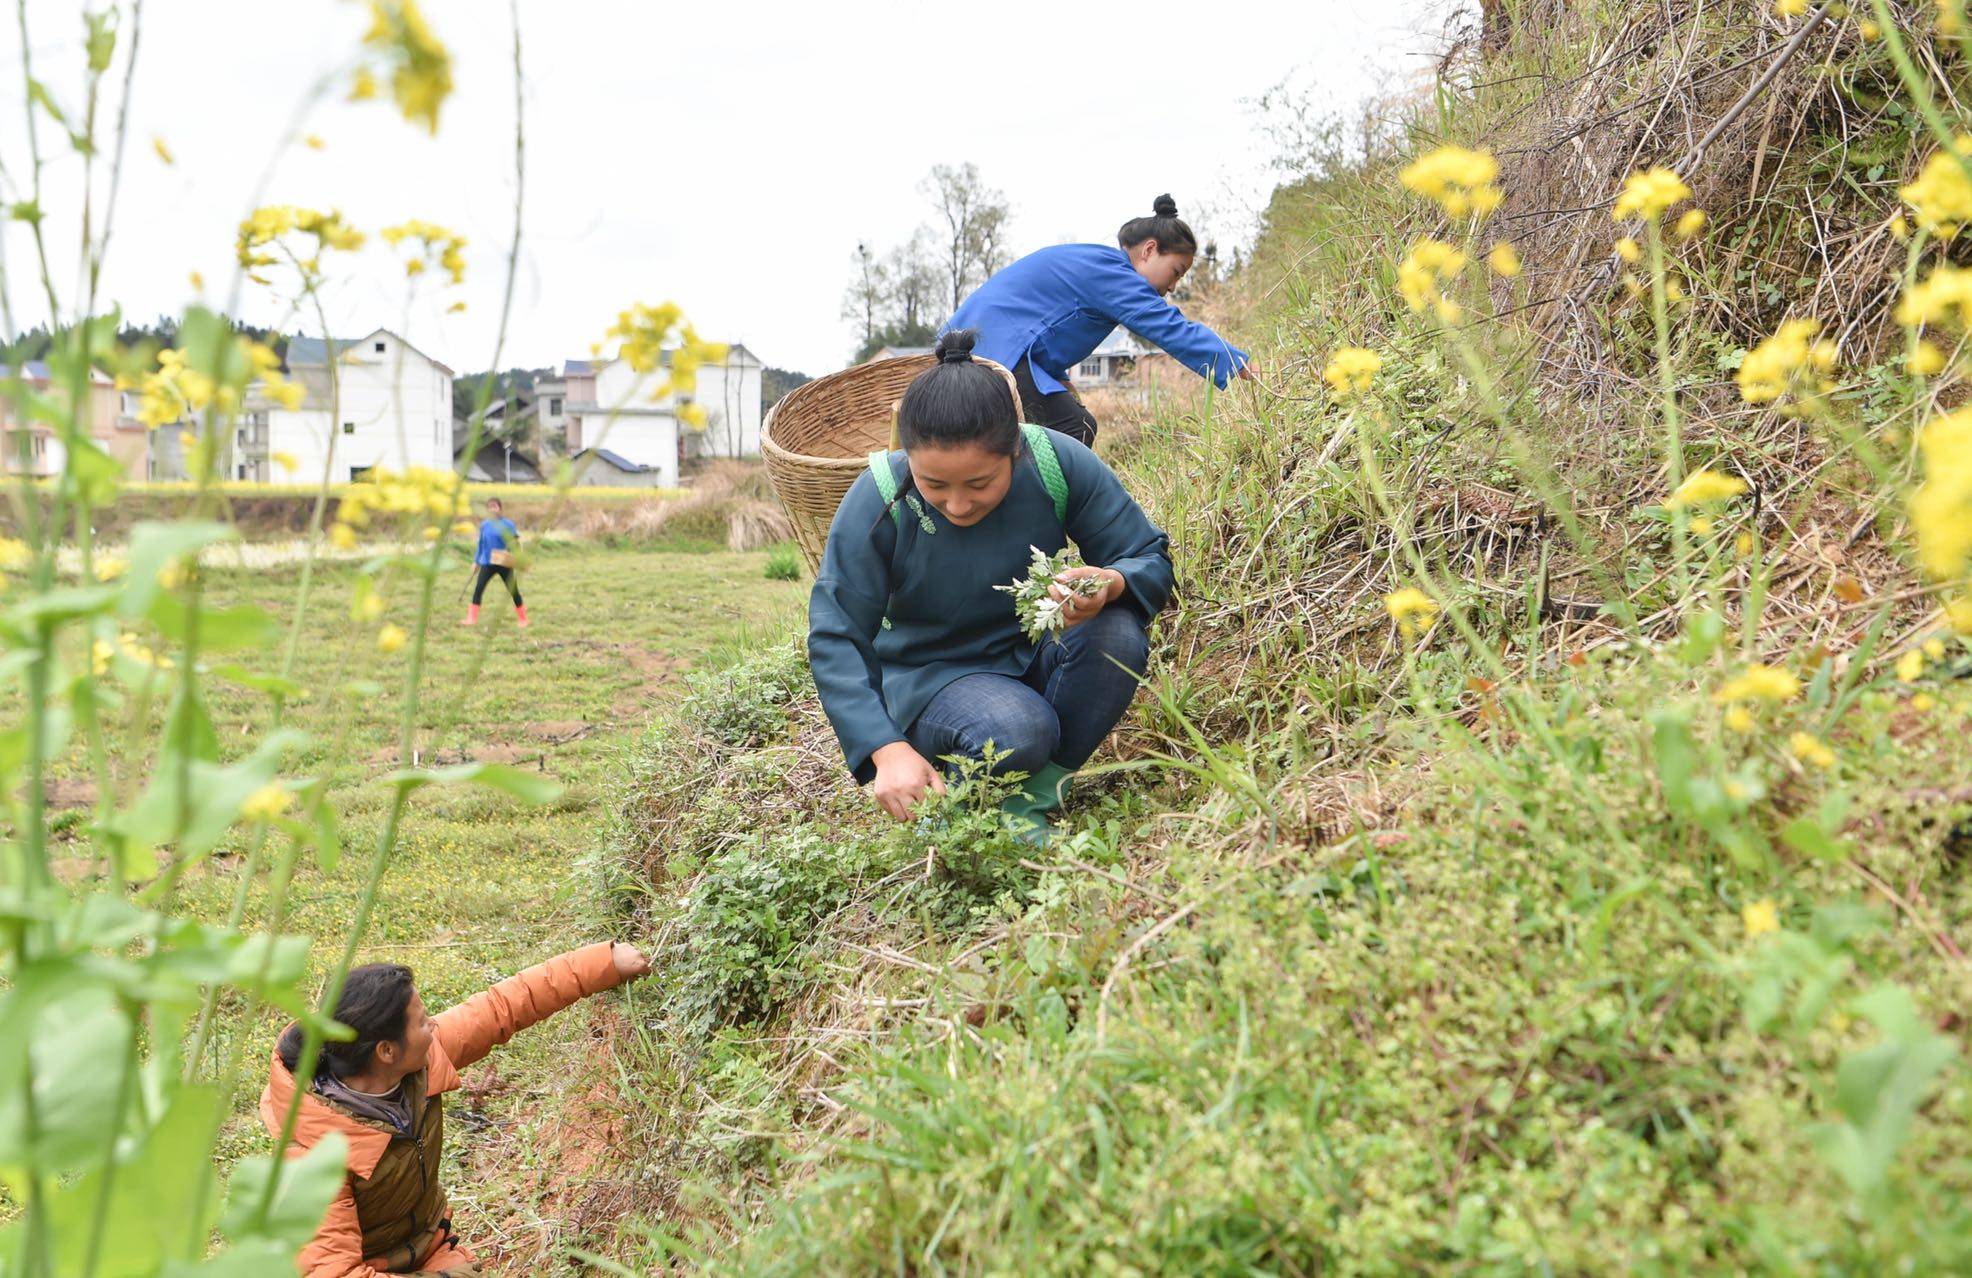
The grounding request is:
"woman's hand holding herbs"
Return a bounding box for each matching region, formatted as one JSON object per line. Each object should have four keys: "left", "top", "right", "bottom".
{"left": 871, "top": 740, "right": 945, "bottom": 822}
{"left": 1051, "top": 566, "right": 1123, "bottom": 628}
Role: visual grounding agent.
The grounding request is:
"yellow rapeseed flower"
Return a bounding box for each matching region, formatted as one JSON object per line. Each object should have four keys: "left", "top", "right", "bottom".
{"left": 1714, "top": 664, "right": 1801, "bottom": 705}
{"left": 152, "top": 135, "right": 173, "bottom": 165}
{"left": 272, "top": 452, "right": 300, "bottom": 474}
{"left": 1665, "top": 468, "right": 1749, "bottom": 510}
{"left": 1486, "top": 243, "right": 1521, "bottom": 277}
{"left": 356, "top": 593, "right": 387, "bottom": 622}
{"left": 1397, "top": 240, "right": 1468, "bottom": 319}
{"left": 1901, "top": 138, "right": 1972, "bottom": 236}
{"left": 1736, "top": 531, "right": 1756, "bottom": 557}
{"left": 1896, "top": 264, "right": 1972, "bottom": 329}
{"left": 1913, "top": 340, "right": 1949, "bottom": 376}
{"left": 1384, "top": 587, "right": 1440, "bottom": 639}
{"left": 329, "top": 522, "right": 359, "bottom": 550}
{"left": 377, "top": 623, "right": 409, "bottom": 654}
{"left": 1613, "top": 167, "right": 1692, "bottom": 222}
{"left": 1742, "top": 898, "right": 1780, "bottom": 938}
{"left": 1775, "top": 0, "right": 1807, "bottom": 14}
{"left": 0, "top": 538, "right": 30, "bottom": 571}
{"left": 1859, "top": 17, "right": 1882, "bottom": 39}
{"left": 1322, "top": 347, "right": 1383, "bottom": 398}
{"left": 1737, "top": 319, "right": 1837, "bottom": 407}
{"left": 1615, "top": 237, "right": 1642, "bottom": 264}
{"left": 1724, "top": 705, "right": 1756, "bottom": 734}
{"left": 1675, "top": 209, "right": 1708, "bottom": 239}
{"left": 305, "top": 133, "right": 326, "bottom": 150}
{"left": 349, "top": 67, "right": 380, "bottom": 101}
{"left": 360, "top": 0, "right": 454, "bottom": 134}
{"left": 1909, "top": 409, "right": 1972, "bottom": 580}
{"left": 1689, "top": 515, "right": 1715, "bottom": 535}
{"left": 1913, "top": 692, "right": 1938, "bottom": 711}
{"left": 1788, "top": 731, "right": 1836, "bottom": 769}
{"left": 241, "top": 784, "right": 292, "bottom": 821}
{"left": 1949, "top": 596, "right": 1972, "bottom": 635}
{"left": 1896, "top": 649, "right": 1926, "bottom": 683}
{"left": 92, "top": 556, "right": 128, "bottom": 582}
{"left": 381, "top": 218, "right": 468, "bottom": 285}
{"left": 1398, "top": 145, "right": 1504, "bottom": 220}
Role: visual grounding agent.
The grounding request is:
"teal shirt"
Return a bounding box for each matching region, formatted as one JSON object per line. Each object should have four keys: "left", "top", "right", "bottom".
{"left": 808, "top": 434, "right": 1173, "bottom": 783}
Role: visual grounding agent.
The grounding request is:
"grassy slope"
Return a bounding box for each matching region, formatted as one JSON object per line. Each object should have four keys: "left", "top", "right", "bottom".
{"left": 590, "top": 9, "right": 1972, "bottom": 1274}
{"left": 42, "top": 541, "right": 804, "bottom": 1267}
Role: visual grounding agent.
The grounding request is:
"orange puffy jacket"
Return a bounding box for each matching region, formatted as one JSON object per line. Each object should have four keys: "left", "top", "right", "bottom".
{"left": 259, "top": 942, "right": 626, "bottom": 1277}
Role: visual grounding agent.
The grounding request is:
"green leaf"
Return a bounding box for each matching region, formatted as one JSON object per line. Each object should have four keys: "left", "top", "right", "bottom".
{"left": 1650, "top": 709, "right": 1695, "bottom": 813}
{"left": 116, "top": 520, "right": 235, "bottom": 618}
{"left": 162, "top": 677, "right": 221, "bottom": 765}
{"left": 33, "top": 1084, "right": 224, "bottom": 1275}
{"left": 84, "top": 10, "right": 117, "bottom": 72}
{"left": 0, "top": 981, "right": 133, "bottom": 1177}
{"left": 112, "top": 729, "right": 302, "bottom": 881}
{"left": 60, "top": 437, "right": 123, "bottom": 506}
{"left": 4, "top": 584, "right": 120, "bottom": 633}
{"left": 149, "top": 594, "right": 279, "bottom": 651}
{"left": 219, "top": 1132, "right": 349, "bottom": 1251}
{"left": 208, "top": 663, "right": 306, "bottom": 699}
{"left": 386, "top": 760, "right": 563, "bottom": 805}
{"left": 1811, "top": 984, "right": 1957, "bottom": 1202}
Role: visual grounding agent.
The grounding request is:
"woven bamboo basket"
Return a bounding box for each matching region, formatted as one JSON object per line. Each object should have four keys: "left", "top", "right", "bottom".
{"left": 762, "top": 354, "right": 1017, "bottom": 571}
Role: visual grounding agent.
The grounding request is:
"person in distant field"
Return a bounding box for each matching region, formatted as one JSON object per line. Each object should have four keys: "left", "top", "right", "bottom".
{"left": 942, "top": 194, "right": 1255, "bottom": 447}
{"left": 465, "top": 497, "right": 526, "bottom": 627}
{"left": 808, "top": 330, "right": 1173, "bottom": 845}
{"left": 262, "top": 942, "right": 652, "bottom": 1278}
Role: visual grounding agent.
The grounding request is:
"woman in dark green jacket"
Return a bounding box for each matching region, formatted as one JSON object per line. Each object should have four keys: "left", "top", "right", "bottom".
{"left": 807, "top": 329, "right": 1173, "bottom": 842}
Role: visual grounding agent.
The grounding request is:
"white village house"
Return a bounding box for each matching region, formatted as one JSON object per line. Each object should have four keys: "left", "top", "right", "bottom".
{"left": 558, "top": 343, "right": 763, "bottom": 489}
{"left": 232, "top": 328, "right": 453, "bottom": 482}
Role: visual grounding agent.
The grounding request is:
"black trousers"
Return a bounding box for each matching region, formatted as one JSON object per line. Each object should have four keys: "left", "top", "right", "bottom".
{"left": 472, "top": 563, "right": 521, "bottom": 606}
{"left": 1013, "top": 356, "right": 1099, "bottom": 447}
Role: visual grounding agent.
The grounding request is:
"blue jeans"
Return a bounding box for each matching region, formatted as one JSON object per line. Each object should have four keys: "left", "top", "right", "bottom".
{"left": 906, "top": 606, "right": 1150, "bottom": 776}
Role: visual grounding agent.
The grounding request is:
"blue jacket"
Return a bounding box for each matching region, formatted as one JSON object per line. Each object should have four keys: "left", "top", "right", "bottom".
{"left": 945, "top": 243, "right": 1247, "bottom": 395}
{"left": 474, "top": 517, "right": 518, "bottom": 566}
{"left": 808, "top": 434, "right": 1172, "bottom": 783}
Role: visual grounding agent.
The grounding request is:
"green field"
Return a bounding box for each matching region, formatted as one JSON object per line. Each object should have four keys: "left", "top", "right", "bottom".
{"left": 43, "top": 540, "right": 805, "bottom": 1267}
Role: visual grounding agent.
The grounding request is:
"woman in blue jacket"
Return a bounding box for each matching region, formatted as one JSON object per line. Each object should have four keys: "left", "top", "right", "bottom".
{"left": 944, "top": 194, "right": 1252, "bottom": 446}
{"left": 808, "top": 330, "right": 1173, "bottom": 844}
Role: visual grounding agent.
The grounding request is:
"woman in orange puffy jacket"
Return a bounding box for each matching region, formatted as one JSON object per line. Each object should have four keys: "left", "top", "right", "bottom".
{"left": 260, "top": 941, "right": 652, "bottom": 1276}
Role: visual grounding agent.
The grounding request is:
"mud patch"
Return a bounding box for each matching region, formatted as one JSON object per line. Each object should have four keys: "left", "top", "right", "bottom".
{"left": 46, "top": 777, "right": 99, "bottom": 810}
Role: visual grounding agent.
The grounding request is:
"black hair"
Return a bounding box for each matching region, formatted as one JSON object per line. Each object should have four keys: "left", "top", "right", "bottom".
{"left": 870, "top": 331, "right": 1022, "bottom": 535}
{"left": 1117, "top": 194, "right": 1198, "bottom": 257}
{"left": 898, "top": 330, "right": 1020, "bottom": 453}
{"left": 277, "top": 962, "right": 417, "bottom": 1080}
{"left": 486, "top": 497, "right": 503, "bottom": 511}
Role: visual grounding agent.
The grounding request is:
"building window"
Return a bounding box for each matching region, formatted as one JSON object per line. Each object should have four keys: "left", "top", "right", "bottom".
{"left": 343, "top": 421, "right": 355, "bottom": 434}
{"left": 548, "top": 397, "right": 561, "bottom": 416}
{"left": 374, "top": 341, "right": 386, "bottom": 353}
{"left": 1078, "top": 361, "right": 1102, "bottom": 379}
{"left": 350, "top": 466, "right": 373, "bottom": 482}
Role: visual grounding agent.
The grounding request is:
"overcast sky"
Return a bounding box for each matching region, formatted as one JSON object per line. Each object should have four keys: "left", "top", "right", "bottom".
{"left": 1, "top": 0, "right": 1451, "bottom": 377}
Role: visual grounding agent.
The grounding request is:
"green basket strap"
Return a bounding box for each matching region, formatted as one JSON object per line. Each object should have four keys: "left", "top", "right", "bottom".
{"left": 1021, "top": 423, "right": 1069, "bottom": 525}
{"left": 868, "top": 450, "right": 903, "bottom": 527}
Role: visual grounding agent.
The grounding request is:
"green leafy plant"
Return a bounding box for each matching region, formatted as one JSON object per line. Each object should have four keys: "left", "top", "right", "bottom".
{"left": 995, "top": 544, "right": 1104, "bottom": 643}
{"left": 763, "top": 543, "right": 801, "bottom": 581}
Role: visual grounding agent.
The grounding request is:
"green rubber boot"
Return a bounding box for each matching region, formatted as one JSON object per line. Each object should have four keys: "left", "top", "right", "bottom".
{"left": 1001, "top": 762, "right": 1073, "bottom": 846}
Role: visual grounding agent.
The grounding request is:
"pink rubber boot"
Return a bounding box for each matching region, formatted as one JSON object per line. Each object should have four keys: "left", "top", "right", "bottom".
{"left": 462, "top": 603, "right": 480, "bottom": 626}
{"left": 514, "top": 604, "right": 530, "bottom": 629}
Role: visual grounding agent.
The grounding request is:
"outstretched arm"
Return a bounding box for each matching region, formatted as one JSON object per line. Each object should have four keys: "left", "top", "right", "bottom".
{"left": 1088, "top": 256, "right": 1248, "bottom": 388}
{"left": 431, "top": 941, "right": 650, "bottom": 1072}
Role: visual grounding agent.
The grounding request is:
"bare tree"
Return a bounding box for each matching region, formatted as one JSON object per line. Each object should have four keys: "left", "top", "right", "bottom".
{"left": 884, "top": 228, "right": 943, "bottom": 333}
{"left": 840, "top": 241, "right": 889, "bottom": 347}
{"left": 922, "top": 162, "right": 1012, "bottom": 311}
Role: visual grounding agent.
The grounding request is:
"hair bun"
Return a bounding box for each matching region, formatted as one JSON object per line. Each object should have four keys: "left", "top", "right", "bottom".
{"left": 935, "top": 329, "right": 978, "bottom": 364}
{"left": 1152, "top": 193, "right": 1179, "bottom": 219}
